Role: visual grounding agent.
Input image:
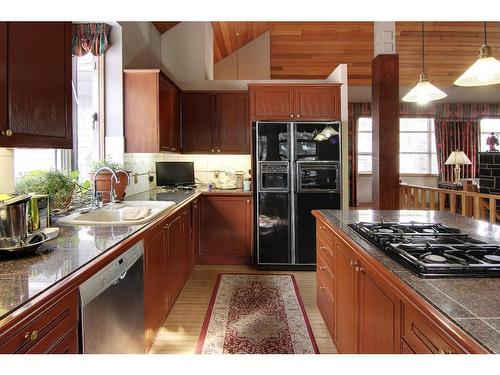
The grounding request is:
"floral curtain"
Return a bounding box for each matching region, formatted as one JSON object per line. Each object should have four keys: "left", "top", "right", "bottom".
{"left": 72, "top": 23, "right": 112, "bottom": 57}
{"left": 435, "top": 120, "right": 480, "bottom": 182}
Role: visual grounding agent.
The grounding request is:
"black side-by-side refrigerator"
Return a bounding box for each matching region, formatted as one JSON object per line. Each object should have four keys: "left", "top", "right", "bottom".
{"left": 254, "top": 121, "right": 342, "bottom": 269}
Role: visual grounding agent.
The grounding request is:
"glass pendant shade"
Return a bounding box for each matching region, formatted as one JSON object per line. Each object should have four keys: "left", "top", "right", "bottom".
{"left": 454, "top": 45, "right": 500, "bottom": 86}
{"left": 402, "top": 73, "right": 448, "bottom": 104}
{"left": 314, "top": 125, "right": 339, "bottom": 141}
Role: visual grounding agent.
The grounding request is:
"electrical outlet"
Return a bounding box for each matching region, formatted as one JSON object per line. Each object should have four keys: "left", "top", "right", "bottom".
{"left": 133, "top": 173, "right": 138, "bottom": 184}
{"left": 148, "top": 171, "right": 154, "bottom": 183}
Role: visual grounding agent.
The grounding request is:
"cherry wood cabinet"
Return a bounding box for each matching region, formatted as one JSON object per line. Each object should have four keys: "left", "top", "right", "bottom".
{"left": 181, "top": 92, "right": 215, "bottom": 153}
{"left": 249, "top": 84, "right": 340, "bottom": 121}
{"left": 314, "top": 214, "right": 487, "bottom": 354}
{"left": 199, "top": 194, "right": 252, "bottom": 264}
{"left": 182, "top": 92, "right": 249, "bottom": 154}
{"left": 191, "top": 197, "right": 201, "bottom": 259}
{"left": 216, "top": 93, "right": 249, "bottom": 153}
{"left": 0, "top": 22, "right": 72, "bottom": 148}
{"left": 124, "top": 69, "right": 181, "bottom": 153}
{"left": 0, "top": 290, "right": 79, "bottom": 354}
{"left": 143, "top": 202, "right": 193, "bottom": 351}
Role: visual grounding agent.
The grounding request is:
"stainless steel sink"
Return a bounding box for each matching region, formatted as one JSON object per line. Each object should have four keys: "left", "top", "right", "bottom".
{"left": 58, "top": 201, "right": 176, "bottom": 226}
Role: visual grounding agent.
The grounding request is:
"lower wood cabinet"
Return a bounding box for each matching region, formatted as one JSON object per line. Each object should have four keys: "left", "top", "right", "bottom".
{"left": 0, "top": 290, "right": 79, "bottom": 354}
{"left": 143, "top": 203, "right": 193, "bottom": 351}
{"left": 314, "top": 215, "right": 485, "bottom": 354}
{"left": 199, "top": 194, "right": 252, "bottom": 264}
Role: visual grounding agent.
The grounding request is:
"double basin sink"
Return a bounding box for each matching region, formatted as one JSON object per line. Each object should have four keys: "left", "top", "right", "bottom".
{"left": 58, "top": 201, "right": 176, "bottom": 226}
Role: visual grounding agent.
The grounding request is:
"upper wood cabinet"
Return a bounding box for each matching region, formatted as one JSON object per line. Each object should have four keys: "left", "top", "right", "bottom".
{"left": 249, "top": 84, "right": 340, "bottom": 121}
{"left": 0, "top": 22, "right": 72, "bottom": 148}
{"left": 181, "top": 93, "right": 215, "bottom": 153}
{"left": 199, "top": 194, "right": 252, "bottom": 264}
{"left": 124, "top": 69, "right": 181, "bottom": 153}
{"left": 182, "top": 92, "right": 249, "bottom": 154}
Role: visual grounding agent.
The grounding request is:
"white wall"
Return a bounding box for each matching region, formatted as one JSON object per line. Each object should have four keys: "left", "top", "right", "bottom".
{"left": 161, "top": 22, "right": 213, "bottom": 82}
{"left": 121, "top": 22, "right": 161, "bottom": 69}
{"left": 214, "top": 32, "right": 270, "bottom": 80}
{"left": 357, "top": 174, "right": 438, "bottom": 204}
{"left": 0, "top": 148, "right": 14, "bottom": 193}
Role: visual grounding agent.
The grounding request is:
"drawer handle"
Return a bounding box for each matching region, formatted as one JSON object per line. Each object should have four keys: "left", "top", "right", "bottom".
{"left": 24, "top": 330, "right": 38, "bottom": 341}
{"left": 320, "top": 286, "right": 326, "bottom": 291}
{"left": 1, "top": 129, "right": 13, "bottom": 137}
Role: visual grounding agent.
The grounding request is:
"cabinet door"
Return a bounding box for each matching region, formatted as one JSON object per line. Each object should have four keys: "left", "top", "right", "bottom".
{"left": 0, "top": 23, "right": 6, "bottom": 134}
{"left": 335, "top": 241, "right": 358, "bottom": 354}
{"left": 294, "top": 86, "right": 340, "bottom": 120}
{"left": 358, "top": 265, "right": 401, "bottom": 353}
{"left": 182, "top": 93, "right": 215, "bottom": 153}
{"left": 216, "top": 93, "right": 249, "bottom": 153}
{"left": 158, "top": 75, "right": 171, "bottom": 152}
{"left": 170, "top": 85, "right": 181, "bottom": 152}
{"left": 200, "top": 195, "right": 252, "bottom": 259}
{"left": 144, "top": 225, "right": 167, "bottom": 349}
{"left": 165, "top": 210, "right": 187, "bottom": 307}
{"left": 0, "top": 22, "right": 72, "bottom": 148}
{"left": 249, "top": 86, "right": 294, "bottom": 120}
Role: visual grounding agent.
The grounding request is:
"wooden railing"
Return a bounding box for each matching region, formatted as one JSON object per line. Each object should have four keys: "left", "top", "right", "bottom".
{"left": 399, "top": 183, "right": 500, "bottom": 224}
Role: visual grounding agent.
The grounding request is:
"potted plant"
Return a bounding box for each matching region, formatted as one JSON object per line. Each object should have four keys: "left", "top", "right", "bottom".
{"left": 15, "top": 170, "right": 84, "bottom": 212}
{"left": 89, "top": 159, "right": 130, "bottom": 203}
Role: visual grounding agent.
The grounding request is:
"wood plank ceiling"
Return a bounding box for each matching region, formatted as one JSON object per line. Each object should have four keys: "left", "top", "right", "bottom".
{"left": 396, "top": 22, "right": 500, "bottom": 86}
{"left": 153, "top": 22, "right": 500, "bottom": 86}
{"left": 152, "top": 22, "right": 180, "bottom": 34}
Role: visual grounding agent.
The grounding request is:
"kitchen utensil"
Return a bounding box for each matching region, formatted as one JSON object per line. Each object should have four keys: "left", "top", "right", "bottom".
{"left": 0, "top": 194, "right": 31, "bottom": 249}
{"left": 0, "top": 232, "right": 49, "bottom": 254}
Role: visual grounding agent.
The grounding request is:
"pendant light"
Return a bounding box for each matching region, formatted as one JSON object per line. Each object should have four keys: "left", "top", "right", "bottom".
{"left": 454, "top": 22, "right": 500, "bottom": 86}
{"left": 402, "top": 22, "right": 447, "bottom": 105}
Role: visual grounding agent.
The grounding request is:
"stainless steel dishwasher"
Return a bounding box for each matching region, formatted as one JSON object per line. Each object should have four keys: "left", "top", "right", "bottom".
{"left": 79, "top": 240, "right": 145, "bottom": 353}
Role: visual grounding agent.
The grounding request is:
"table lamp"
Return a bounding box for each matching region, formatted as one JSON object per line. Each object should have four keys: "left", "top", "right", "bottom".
{"left": 445, "top": 150, "right": 472, "bottom": 184}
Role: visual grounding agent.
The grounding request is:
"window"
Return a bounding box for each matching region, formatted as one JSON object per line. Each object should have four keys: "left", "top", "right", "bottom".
{"left": 357, "top": 117, "right": 437, "bottom": 175}
{"left": 357, "top": 117, "right": 372, "bottom": 173}
{"left": 13, "top": 53, "right": 103, "bottom": 181}
{"left": 400, "top": 118, "right": 437, "bottom": 175}
{"left": 480, "top": 119, "right": 500, "bottom": 152}
{"left": 73, "top": 52, "right": 104, "bottom": 180}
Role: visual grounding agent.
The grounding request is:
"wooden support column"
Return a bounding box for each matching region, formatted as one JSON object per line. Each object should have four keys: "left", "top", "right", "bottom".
{"left": 371, "top": 54, "right": 400, "bottom": 209}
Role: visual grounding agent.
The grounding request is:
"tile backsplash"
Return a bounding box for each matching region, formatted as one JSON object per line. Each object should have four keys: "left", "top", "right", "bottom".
{"left": 124, "top": 153, "right": 251, "bottom": 196}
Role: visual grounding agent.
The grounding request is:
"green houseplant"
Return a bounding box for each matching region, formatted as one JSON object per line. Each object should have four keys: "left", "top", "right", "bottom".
{"left": 89, "top": 159, "right": 129, "bottom": 202}
{"left": 15, "top": 170, "right": 90, "bottom": 212}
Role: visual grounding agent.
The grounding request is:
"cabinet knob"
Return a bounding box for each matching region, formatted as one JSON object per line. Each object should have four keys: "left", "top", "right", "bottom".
{"left": 246, "top": 199, "right": 250, "bottom": 203}
{"left": 320, "top": 286, "right": 325, "bottom": 291}
{"left": 320, "top": 266, "right": 326, "bottom": 271}
{"left": 211, "top": 149, "right": 215, "bottom": 152}
{"left": 1, "top": 130, "right": 12, "bottom": 137}
{"left": 217, "top": 149, "right": 221, "bottom": 153}
{"left": 24, "top": 330, "right": 38, "bottom": 341}
{"left": 290, "top": 114, "right": 294, "bottom": 118}
{"left": 296, "top": 114, "right": 301, "bottom": 118}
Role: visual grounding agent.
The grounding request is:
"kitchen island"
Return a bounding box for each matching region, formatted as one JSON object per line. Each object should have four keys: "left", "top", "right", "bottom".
{"left": 313, "top": 209, "right": 500, "bottom": 354}
{"left": 0, "top": 187, "right": 251, "bottom": 353}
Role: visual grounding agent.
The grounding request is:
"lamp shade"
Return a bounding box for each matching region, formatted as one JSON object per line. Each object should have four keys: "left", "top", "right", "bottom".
{"left": 454, "top": 45, "right": 500, "bottom": 87}
{"left": 402, "top": 74, "right": 447, "bottom": 104}
{"left": 445, "top": 150, "right": 472, "bottom": 165}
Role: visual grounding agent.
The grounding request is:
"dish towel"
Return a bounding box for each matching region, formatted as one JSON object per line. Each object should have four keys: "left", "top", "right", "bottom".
{"left": 121, "top": 207, "right": 152, "bottom": 221}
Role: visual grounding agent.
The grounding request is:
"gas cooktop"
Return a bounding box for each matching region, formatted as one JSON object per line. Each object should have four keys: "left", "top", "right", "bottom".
{"left": 348, "top": 221, "right": 500, "bottom": 278}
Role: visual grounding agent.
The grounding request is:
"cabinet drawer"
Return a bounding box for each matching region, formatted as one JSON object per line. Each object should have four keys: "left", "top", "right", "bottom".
{"left": 317, "top": 250, "right": 334, "bottom": 286}
{"left": 317, "top": 219, "right": 335, "bottom": 244}
{"left": 45, "top": 326, "right": 79, "bottom": 354}
{"left": 403, "top": 303, "right": 464, "bottom": 354}
{"left": 317, "top": 271, "right": 335, "bottom": 337}
{"left": 317, "top": 233, "right": 334, "bottom": 267}
{"left": 0, "top": 290, "right": 79, "bottom": 354}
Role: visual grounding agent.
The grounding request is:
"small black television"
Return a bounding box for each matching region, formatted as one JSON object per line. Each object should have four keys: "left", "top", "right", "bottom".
{"left": 156, "top": 162, "right": 195, "bottom": 187}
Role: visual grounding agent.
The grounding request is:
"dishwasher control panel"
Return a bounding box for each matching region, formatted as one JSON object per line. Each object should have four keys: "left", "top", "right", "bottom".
{"left": 79, "top": 240, "right": 144, "bottom": 307}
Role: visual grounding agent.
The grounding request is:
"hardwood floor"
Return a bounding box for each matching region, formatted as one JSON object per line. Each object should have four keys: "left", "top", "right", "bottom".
{"left": 150, "top": 265, "right": 337, "bottom": 354}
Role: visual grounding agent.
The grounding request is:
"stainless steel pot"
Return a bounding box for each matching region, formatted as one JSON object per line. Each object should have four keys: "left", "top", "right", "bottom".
{"left": 0, "top": 195, "right": 31, "bottom": 249}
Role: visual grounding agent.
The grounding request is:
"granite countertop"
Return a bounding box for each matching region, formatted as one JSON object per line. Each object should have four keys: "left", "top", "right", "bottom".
{"left": 316, "top": 209, "right": 500, "bottom": 354}
{"left": 0, "top": 188, "right": 203, "bottom": 324}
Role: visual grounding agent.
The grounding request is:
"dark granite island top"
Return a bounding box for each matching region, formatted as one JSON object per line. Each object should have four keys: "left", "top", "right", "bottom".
{"left": 315, "top": 209, "right": 500, "bottom": 354}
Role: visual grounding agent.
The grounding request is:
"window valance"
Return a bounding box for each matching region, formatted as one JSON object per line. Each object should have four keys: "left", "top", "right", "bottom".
{"left": 72, "top": 23, "right": 112, "bottom": 57}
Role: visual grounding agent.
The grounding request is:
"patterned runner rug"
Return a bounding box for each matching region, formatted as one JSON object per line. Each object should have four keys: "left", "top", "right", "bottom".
{"left": 196, "top": 274, "right": 319, "bottom": 354}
